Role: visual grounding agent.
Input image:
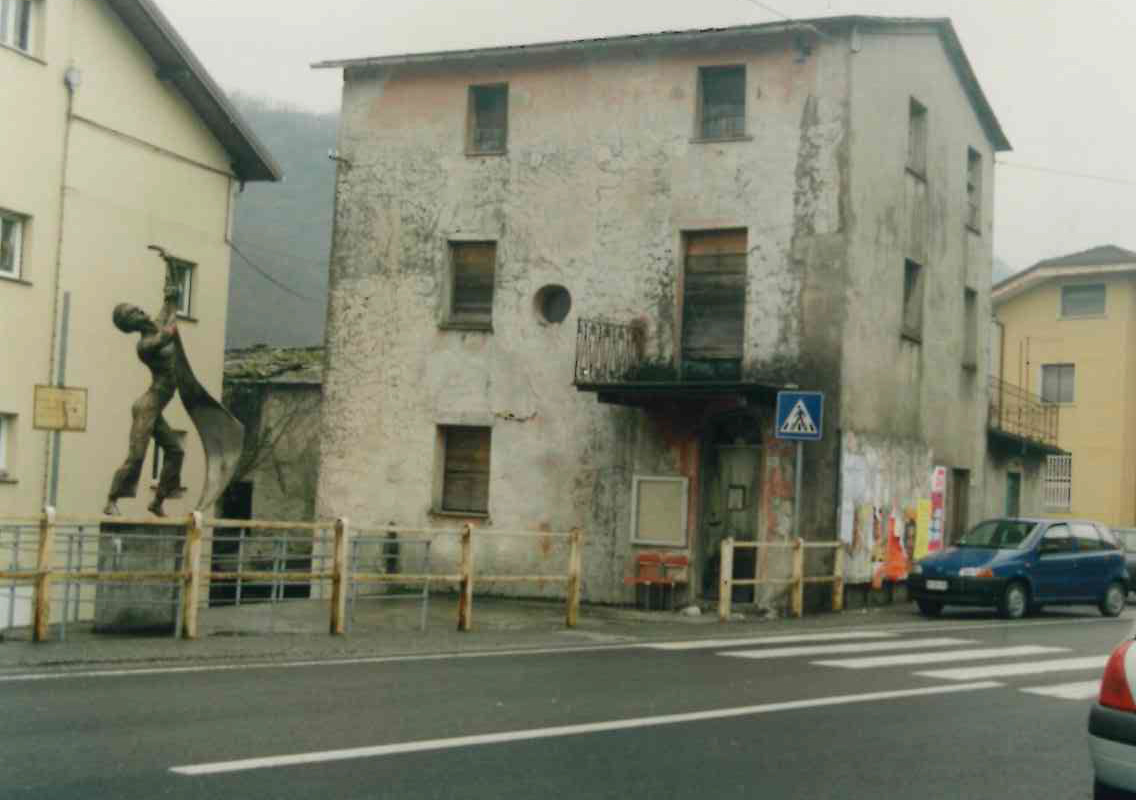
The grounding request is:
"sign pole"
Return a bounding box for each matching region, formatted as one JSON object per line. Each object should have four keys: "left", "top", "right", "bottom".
{"left": 794, "top": 440, "right": 803, "bottom": 538}
{"left": 48, "top": 291, "right": 71, "bottom": 508}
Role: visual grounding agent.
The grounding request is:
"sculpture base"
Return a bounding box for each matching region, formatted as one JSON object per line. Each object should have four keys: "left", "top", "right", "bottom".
{"left": 94, "top": 522, "right": 183, "bottom": 635}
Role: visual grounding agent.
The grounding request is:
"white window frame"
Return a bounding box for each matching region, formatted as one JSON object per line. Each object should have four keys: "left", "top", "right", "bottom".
{"left": 1044, "top": 455, "right": 1072, "bottom": 511}
{"left": 630, "top": 475, "right": 689, "bottom": 547}
{"left": 0, "top": 414, "right": 11, "bottom": 477}
{"left": 1060, "top": 283, "right": 1106, "bottom": 319}
{"left": 171, "top": 259, "right": 194, "bottom": 317}
{"left": 0, "top": 0, "right": 32, "bottom": 53}
{"left": 0, "top": 211, "right": 25, "bottom": 279}
{"left": 1040, "top": 363, "right": 1075, "bottom": 404}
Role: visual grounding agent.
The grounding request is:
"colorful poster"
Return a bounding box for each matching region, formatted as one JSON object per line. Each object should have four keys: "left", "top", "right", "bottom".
{"left": 929, "top": 466, "right": 947, "bottom": 552}
{"left": 914, "top": 499, "right": 932, "bottom": 559}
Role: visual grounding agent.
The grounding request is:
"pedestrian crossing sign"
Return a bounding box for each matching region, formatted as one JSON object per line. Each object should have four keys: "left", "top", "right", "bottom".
{"left": 775, "top": 391, "right": 824, "bottom": 441}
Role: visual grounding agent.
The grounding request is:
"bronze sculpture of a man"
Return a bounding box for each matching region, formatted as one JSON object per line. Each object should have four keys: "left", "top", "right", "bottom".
{"left": 104, "top": 247, "right": 185, "bottom": 516}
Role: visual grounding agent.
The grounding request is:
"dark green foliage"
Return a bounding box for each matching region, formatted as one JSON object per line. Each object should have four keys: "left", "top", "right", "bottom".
{"left": 227, "top": 94, "right": 338, "bottom": 348}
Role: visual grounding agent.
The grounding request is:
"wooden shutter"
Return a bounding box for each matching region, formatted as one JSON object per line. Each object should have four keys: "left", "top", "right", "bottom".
{"left": 682, "top": 230, "right": 746, "bottom": 361}
{"left": 442, "top": 427, "right": 491, "bottom": 513}
{"left": 451, "top": 243, "right": 496, "bottom": 320}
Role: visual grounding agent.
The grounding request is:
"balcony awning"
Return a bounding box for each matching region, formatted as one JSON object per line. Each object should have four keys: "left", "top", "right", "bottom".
{"left": 986, "top": 427, "right": 1067, "bottom": 458}
{"left": 579, "top": 380, "right": 781, "bottom": 407}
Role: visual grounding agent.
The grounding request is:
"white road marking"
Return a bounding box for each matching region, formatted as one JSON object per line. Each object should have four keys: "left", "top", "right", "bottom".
{"left": 0, "top": 644, "right": 651, "bottom": 683}
{"left": 646, "top": 631, "right": 897, "bottom": 651}
{"left": 812, "top": 645, "right": 1069, "bottom": 669}
{"left": 721, "top": 637, "right": 975, "bottom": 660}
{"left": 1020, "top": 680, "right": 1101, "bottom": 700}
{"left": 169, "top": 681, "right": 1003, "bottom": 776}
{"left": 916, "top": 655, "right": 1108, "bottom": 681}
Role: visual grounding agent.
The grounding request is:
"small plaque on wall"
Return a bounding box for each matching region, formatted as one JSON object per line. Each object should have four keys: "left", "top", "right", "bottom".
{"left": 33, "top": 385, "right": 88, "bottom": 432}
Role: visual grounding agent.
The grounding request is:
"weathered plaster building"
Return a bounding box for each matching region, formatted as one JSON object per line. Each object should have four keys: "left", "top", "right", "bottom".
{"left": 314, "top": 16, "right": 1011, "bottom": 606}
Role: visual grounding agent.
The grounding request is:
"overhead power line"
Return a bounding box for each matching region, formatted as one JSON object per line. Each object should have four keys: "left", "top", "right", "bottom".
{"left": 995, "top": 159, "right": 1136, "bottom": 187}
{"left": 229, "top": 242, "right": 323, "bottom": 303}
{"left": 739, "top": 0, "right": 792, "bottom": 20}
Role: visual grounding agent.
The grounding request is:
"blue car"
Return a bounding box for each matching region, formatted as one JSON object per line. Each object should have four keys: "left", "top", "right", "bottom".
{"left": 908, "top": 518, "right": 1128, "bottom": 619}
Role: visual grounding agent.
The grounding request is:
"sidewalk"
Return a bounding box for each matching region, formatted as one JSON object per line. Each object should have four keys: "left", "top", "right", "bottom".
{"left": 0, "top": 593, "right": 924, "bottom": 672}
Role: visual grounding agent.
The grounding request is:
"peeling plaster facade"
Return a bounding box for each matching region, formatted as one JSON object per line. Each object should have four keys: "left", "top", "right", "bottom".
{"left": 316, "top": 17, "right": 1011, "bottom": 607}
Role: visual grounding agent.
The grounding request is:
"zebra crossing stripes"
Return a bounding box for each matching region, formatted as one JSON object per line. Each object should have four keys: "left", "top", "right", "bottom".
{"left": 646, "top": 631, "right": 897, "bottom": 651}
{"left": 915, "top": 655, "right": 1108, "bottom": 681}
{"left": 1020, "top": 680, "right": 1101, "bottom": 700}
{"left": 811, "top": 645, "right": 1070, "bottom": 670}
{"left": 721, "top": 637, "right": 974, "bottom": 660}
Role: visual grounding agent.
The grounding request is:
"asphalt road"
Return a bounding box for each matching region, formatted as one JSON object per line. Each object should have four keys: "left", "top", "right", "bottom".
{"left": 3, "top": 610, "right": 1134, "bottom": 799}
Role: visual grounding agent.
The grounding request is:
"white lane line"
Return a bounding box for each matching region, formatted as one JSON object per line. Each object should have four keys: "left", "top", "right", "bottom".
{"left": 1021, "top": 680, "right": 1101, "bottom": 700}
{"left": 813, "top": 645, "right": 1070, "bottom": 670}
{"left": 0, "top": 644, "right": 650, "bottom": 683}
{"left": 721, "top": 637, "right": 974, "bottom": 660}
{"left": 170, "top": 681, "right": 1002, "bottom": 776}
{"left": 916, "top": 655, "right": 1108, "bottom": 681}
{"left": 647, "top": 631, "right": 897, "bottom": 651}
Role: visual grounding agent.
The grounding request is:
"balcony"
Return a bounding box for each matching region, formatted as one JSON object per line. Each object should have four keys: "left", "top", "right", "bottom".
{"left": 987, "top": 375, "right": 1062, "bottom": 454}
{"left": 573, "top": 318, "right": 778, "bottom": 406}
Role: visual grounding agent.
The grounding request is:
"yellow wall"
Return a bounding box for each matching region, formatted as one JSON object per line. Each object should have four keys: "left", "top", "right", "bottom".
{"left": 995, "top": 272, "right": 1136, "bottom": 526}
{"left": 0, "top": 0, "right": 236, "bottom": 521}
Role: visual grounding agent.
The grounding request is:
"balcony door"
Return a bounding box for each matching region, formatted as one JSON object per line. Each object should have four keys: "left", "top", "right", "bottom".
{"left": 682, "top": 230, "right": 746, "bottom": 381}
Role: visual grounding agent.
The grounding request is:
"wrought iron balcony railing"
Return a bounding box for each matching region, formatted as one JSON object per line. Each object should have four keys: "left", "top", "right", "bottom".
{"left": 988, "top": 375, "right": 1059, "bottom": 448}
{"left": 574, "top": 318, "right": 649, "bottom": 385}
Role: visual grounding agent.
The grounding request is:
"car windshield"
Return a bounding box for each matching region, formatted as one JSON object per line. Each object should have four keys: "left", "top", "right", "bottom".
{"left": 956, "top": 520, "right": 1037, "bottom": 549}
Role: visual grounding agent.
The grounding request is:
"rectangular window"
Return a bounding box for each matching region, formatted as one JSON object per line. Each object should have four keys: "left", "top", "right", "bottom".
{"left": 448, "top": 241, "right": 496, "bottom": 326}
{"left": 966, "top": 147, "right": 982, "bottom": 231}
{"left": 0, "top": 211, "right": 25, "bottom": 278}
{"left": 171, "top": 258, "right": 194, "bottom": 317}
{"left": 1044, "top": 455, "right": 1072, "bottom": 511}
{"left": 962, "top": 288, "right": 978, "bottom": 369}
{"left": 630, "top": 476, "right": 689, "bottom": 546}
{"left": 1060, "top": 284, "right": 1105, "bottom": 318}
{"left": 0, "top": 0, "right": 31, "bottom": 52}
{"left": 1041, "top": 363, "right": 1074, "bottom": 403}
{"left": 440, "top": 426, "right": 491, "bottom": 514}
{"left": 698, "top": 66, "right": 746, "bottom": 140}
{"left": 467, "top": 84, "right": 507, "bottom": 155}
{"left": 907, "top": 98, "right": 928, "bottom": 176}
{"left": 0, "top": 413, "right": 11, "bottom": 477}
{"left": 902, "top": 259, "right": 924, "bottom": 342}
{"left": 682, "top": 229, "right": 746, "bottom": 379}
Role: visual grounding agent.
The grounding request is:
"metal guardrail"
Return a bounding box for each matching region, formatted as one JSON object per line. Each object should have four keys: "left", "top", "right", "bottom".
{"left": 988, "top": 375, "right": 1059, "bottom": 447}
{"left": 574, "top": 318, "right": 646, "bottom": 385}
{"left": 0, "top": 510, "right": 585, "bottom": 642}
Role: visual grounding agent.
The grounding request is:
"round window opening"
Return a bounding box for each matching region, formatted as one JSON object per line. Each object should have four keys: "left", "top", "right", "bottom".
{"left": 535, "top": 284, "right": 572, "bottom": 324}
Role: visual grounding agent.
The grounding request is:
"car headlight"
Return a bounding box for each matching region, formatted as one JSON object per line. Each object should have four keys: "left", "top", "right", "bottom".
{"left": 958, "top": 567, "right": 994, "bottom": 578}
{"left": 910, "top": 564, "right": 922, "bottom": 575}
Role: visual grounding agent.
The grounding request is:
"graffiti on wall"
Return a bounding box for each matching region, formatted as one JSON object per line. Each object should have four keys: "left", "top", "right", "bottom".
{"left": 838, "top": 431, "right": 940, "bottom": 584}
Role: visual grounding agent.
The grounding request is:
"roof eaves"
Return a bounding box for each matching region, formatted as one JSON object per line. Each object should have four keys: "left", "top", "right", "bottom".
{"left": 310, "top": 15, "right": 1009, "bottom": 152}
{"left": 105, "top": 0, "right": 282, "bottom": 182}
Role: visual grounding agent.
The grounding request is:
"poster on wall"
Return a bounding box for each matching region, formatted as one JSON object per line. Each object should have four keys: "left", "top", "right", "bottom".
{"left": 929, "top": 466, "right": 947, "bottom": 552}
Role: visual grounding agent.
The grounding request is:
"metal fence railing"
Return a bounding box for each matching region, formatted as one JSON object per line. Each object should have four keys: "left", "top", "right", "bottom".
{"left": 0, "top": 510, "right": 584, "bottom": 642}
{"left": 988, "top": 375, "right": 1059, "bottom": 447}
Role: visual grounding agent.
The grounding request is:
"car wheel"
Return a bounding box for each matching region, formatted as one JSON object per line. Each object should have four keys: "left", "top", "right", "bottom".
{"left": 1100, "top": 582, "right": 1127, "bottom": 618}
{"left": 916, "top": 599, "right": 943, "bottom": 617}
{"left": 999, "top": 581, "right": 1028, "bottom": 620}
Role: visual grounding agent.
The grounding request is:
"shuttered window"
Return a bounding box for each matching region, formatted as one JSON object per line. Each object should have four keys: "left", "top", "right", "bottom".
{"left": 450, "top": 242, "right": 496, "bottom": 323}
{"left": 699, "top": 66, "right": 746, "bottom": 140}
{"left": 682, "top": 230, "right": 746, "bottom": 375}
{"left": 441, "top": 426, "right": 491, "bottom": 514}
{"left": 468, "top": 84, "right": 508, "bottom": 154}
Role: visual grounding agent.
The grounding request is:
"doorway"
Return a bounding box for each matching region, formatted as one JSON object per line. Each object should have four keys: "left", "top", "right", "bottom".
{"left": 699, "top": 412, "right": 762, "bottom": 599}
{"left": 1006, "top": 472, "right": 1022, "bottom": 518}
{"left": 949, "top": 468, "right": 971, "bottom": 545}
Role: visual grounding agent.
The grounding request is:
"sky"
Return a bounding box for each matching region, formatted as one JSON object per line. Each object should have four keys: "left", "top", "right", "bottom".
{"left": 155, "top": 0, "right": 1136, "bottom": 273}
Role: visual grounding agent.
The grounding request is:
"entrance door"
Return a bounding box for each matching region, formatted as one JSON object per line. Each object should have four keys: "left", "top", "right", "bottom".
{"left": 702, "top": 445, "right": 760, "bottom": 598}
{"left": 949, "top": 468, "right": 971, "bottom": 545}
{"left": 1005, "top": 472, "right": 1022, "bottom": 517}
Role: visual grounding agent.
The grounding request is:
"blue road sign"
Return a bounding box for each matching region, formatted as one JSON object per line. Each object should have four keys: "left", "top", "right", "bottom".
{"left": 776, "top": 391, "right": 824, "bottom": 441}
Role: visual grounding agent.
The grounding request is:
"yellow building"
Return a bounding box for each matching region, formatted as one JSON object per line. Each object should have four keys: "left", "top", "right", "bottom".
{"left": 0, "top": 0, "right": 279, "bottom": 525}
{"left": 992, "top": 245, "right": 1136, "bottom": 527}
